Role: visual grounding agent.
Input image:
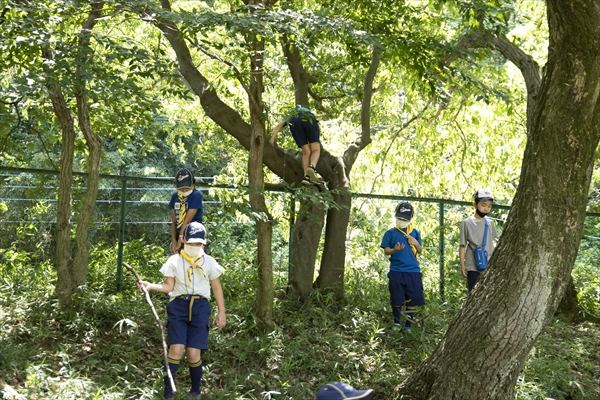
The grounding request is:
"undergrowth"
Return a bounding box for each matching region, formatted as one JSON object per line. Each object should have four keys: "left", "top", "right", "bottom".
{"left": 1, "top": 241, "right": 599, "bottom": 400}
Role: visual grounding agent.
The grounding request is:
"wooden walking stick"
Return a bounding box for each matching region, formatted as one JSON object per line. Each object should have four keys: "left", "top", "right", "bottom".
{"left": 123, "top": 262, "right": 176, "bottom": 394}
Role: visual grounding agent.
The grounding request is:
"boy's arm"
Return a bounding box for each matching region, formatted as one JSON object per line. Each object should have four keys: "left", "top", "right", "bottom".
{"left": 383, "top": 242, "right": 404, "bottom": 255}
{"left": 406, "top": 234, "right": 423, "bottom": 254}
{"left": 139, "top": 276, "right": 175, "bottom": 294}
{"left": 170, "top": 210, "right": 179, "bottom": 253}
{"left": 269, "top": 120, "right": 286, "bottom": 145}
{"left": 459, "top": 245, "right": 467, "bottom": 277}
{"left": 210, "top": 278, "right": 226, "bottom": 329}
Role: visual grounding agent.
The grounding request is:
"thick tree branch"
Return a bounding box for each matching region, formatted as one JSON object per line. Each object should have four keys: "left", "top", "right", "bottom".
{"left": 280, "top": 36, "right": 312, "bottom": 106}
{"left": 149, "top": 0, "right": 302, "bottom": 183}
{"left": 343, "top": 47, "right": 380, "bottom": 170}
{"left": 454, "top": 28, "right": 542, "bottom": 133}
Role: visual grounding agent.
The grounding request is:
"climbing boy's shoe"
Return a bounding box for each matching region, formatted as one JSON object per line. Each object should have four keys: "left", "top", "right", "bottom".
{"left": 306, "top": 166, "right": 318, "bottom": 183}
{"left": 188, "top": 391, "right": 201, "bottom": 400}
{"left": 315, "top": 381, "right": 374, "bottom": 400}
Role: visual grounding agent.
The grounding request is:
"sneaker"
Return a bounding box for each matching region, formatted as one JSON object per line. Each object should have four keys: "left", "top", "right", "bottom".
{"left": 301, "top": 176, "right": 312, "bottom": 185}
{"left": 305, "top": 166, "right": 318, "bottom": 183}
{"left": 188, "top": 392, "right": 201, "bottom": 400}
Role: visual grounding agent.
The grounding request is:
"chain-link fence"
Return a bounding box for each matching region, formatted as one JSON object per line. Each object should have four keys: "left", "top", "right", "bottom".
{"left": 1, "top": 166, "right": 598, "bottom": 301}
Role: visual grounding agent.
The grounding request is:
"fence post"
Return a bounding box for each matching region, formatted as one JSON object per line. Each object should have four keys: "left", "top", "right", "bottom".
{"left": 287, "top": 194, "right": 296, "bottom": 288}
{"left": 116, "top": 174, "right": 127, "bottom": 291}
{"left": 438, "top": 201, "right": 445, "bottom": 302}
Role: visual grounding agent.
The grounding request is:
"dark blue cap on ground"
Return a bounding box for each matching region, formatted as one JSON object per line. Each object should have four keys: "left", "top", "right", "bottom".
{"left": 315, "top": 382, "right": 374, "bottom": 400}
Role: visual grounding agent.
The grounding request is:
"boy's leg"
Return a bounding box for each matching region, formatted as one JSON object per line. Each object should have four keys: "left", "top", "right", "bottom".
{"left": 306, "top": 142, "right": 321, "bottom": 182}
{"left": 165, "top": 299, "right": 189, "bottom": 398}
{"left": 187, "top": 299, "right": 211, "bottom": 398}
{"left": 187, "top": 348, "right": 203, "bottom": 398}
{"left": 387, "top": 271, "right": 405, "bottom": 325}
{"left": 165, "top": 344, "right": 185, "bottom": 399}
{"left": 402, "top": 273, "right": 425, "bottom": 329}
{"left": 467, "top": 271, "right": 481, "bottom": 293}
{"left": 300, "top": 144, "right": 311, "bottom": 180}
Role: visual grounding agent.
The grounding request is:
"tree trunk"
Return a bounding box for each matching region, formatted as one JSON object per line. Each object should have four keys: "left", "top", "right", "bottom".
{"left": 399, "top": 1, "right": 600, "bottom": 398}
{"left": 288, "top": 193, "right": 325, "bottom": 300}
{"left": 43, "top": 64, "right": 76, "bottom": 307}
{"left": 314, "top": 157, "right": 351, "bottom": 299}
{"left": 72, "top": 0, "right": 103, "bottom": 289}
{"left": 246, "top": 18, "right": 274, "bottom": 328}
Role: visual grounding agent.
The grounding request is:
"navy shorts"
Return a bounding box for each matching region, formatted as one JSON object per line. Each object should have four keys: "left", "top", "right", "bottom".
{"left": 387, "top": 271, "right": 425, "bottom": 307}
{"left": 467, "top": 271, "right": 481, "bottom": 292}
{"left": 166, "top": 296, "right": 211, "bottom": 349}
{"left": 288, "top": 115, "right": 320, "bottom": 147}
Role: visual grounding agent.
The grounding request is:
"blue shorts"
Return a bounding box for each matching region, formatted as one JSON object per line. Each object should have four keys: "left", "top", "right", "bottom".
{"left": 166, "top": 296, "right": 211, "bottom": 349}
{"left": 387, "top": 271, "right": 425, "bottom": 307}
{"left": 288, "top": 115, "right": 320, "bottom": 147}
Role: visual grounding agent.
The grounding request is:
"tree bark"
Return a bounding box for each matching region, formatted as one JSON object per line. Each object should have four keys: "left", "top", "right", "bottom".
{"left": 42, "top": 48, "right": 76, "bottom": 307}
{"left": 399, "top": 1, "right": 600, "bottom": 398}
{"left": 246, "top": 13, "right": 274, "bottom": 327}
{"left": 72, "top": 0, "right": 104, "bottom": 289}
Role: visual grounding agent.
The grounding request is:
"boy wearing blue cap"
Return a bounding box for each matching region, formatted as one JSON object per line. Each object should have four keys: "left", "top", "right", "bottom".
{"left": 315, "top": 381, "right": 374, "bottom": 400}
{"left": 169, "top": 167, "right": 204, "bottom": 254}
{"left": 380, "top": 201, "right": 424, "bottom": 331}
{"left": 138, "top": 222, "right": 226, "bottom": 400}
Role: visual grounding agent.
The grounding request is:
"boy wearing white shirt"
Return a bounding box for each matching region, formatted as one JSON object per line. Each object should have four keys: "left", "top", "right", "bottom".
{"left": 139, "top": 222, "right": 226, "bottom": 400}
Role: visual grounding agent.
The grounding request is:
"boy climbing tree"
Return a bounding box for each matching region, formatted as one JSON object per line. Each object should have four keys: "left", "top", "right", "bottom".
{"left": 270, "top": 105, "right": 322, "bottom": 184}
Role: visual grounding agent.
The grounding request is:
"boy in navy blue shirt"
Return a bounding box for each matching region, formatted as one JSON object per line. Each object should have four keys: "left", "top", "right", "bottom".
{"left": 380, "top": 201, "right": 424, "bottom": 331}
{"left": 169, "top": 168, "right": 203, "bottom": 254}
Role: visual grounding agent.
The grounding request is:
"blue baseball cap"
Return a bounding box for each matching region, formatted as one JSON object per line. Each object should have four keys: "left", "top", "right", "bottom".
{"left": 183, "top": 222, "right": 207, "bottom": 244}
{"left": 315, "top": 382, "right": 374, "bottom": 400}
{"left": 394, "top": 201, "right": 414, "bottom": 221}
{"left": 175, "top": 168, "right": 194, "bottom": 188}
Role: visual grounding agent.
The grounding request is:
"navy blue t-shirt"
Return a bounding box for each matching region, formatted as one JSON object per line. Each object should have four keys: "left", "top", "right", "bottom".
{"left": 169, "top": 189, "right": 203, "bottom": 228}
{"left": 380, "top": 227, "right": 422, "bottom": 272}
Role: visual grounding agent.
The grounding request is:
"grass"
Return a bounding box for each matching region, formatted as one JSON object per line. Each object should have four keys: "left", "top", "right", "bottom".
{"left": 1, "top": 256, "right": 599, "bottom": 400}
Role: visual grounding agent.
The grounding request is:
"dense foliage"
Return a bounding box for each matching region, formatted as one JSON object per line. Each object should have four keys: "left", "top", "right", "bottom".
{"left": 1, "top": 0, "right": 599, "bottom": 398}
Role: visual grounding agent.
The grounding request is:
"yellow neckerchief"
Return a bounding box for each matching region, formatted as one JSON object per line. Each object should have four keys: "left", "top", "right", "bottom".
{"left": 177, "top": 192, "right": 187, "bottom": 228}
{"left": 180, "top": 250, "right": 207, "bottom": 288}
{"left": 396, "top": 224, "right": 417, "bottom": 256}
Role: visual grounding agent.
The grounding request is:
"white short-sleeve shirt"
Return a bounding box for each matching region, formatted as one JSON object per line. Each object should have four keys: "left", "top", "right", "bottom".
{"left": 159, "top": 253, "right": 224, "bottom": 300}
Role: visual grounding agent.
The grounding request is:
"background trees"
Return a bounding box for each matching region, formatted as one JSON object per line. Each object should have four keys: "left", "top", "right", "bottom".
{"left": 1, "top": 0, "right": 599, "bottom": 399}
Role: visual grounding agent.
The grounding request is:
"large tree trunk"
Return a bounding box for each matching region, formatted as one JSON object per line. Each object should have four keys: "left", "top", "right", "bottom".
{"left": 43, "top": 52, "right": 76, "bottom": 307}
{"left": 314, "top": 158, "right": 351, "bottom": 299}
{"left": 288, "top": 197, "right": 325, "bottom": 300}
{"left": 399, "top": 1, "right": 600, "bottom": 398}
{"left": 246, "top": 10, "right": 274, "bottom": 327}
{"left": 72, "top": 1, "right": 103, "bottom": 289}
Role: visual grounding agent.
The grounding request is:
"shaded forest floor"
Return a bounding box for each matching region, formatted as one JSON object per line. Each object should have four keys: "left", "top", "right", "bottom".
{"left": 1, "top": 274, "right": 599, "bottom": 400}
